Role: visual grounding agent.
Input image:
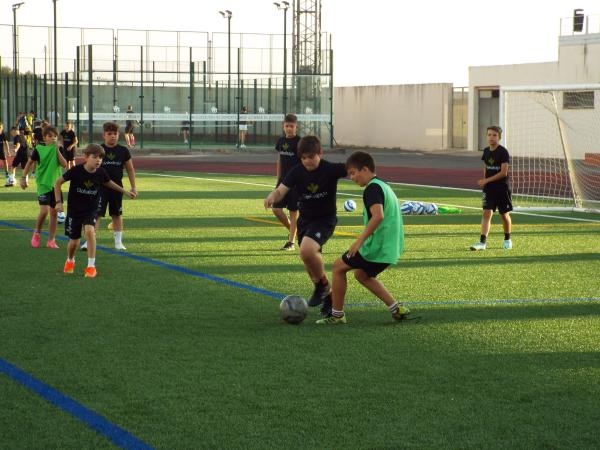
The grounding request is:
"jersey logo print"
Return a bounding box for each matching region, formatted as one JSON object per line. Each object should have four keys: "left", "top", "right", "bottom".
{"left": 487, "top": 158, "right": 495, "bottom": 166}
{"left": 106, "top": 153, "right": 116, "bottom": 161}
{"left": 83, "top": 180, "right": 94, "bottom": 189}
{"left": 282, "top": 142, "right": 289, "bottom": 151}
{"left": 307, "top": 183, "right": 319, "bottom": 194}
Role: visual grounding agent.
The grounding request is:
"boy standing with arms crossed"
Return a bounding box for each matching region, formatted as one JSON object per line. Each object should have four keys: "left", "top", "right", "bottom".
{"left": 81, "top": 122, "right": 136, "bottom": 251}
{"left": 20, "top": 126, "right": 68, "bottom": 248}
{"left": 317, "top": 151, "right": 410, "bottom": 324}
{"left": 470, "top": 126, "right": 513, "bottom": 251}
{"left": 272, "top": 113, "right": 301, "bottom": 250}
{"left": 264, "top": 136, "right": 347, "bottom": 316}
{"left": 55, "top": 144, "right": 136, "bottom": 278}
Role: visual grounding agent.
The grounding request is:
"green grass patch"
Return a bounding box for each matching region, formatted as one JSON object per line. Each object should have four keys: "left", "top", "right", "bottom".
{"left": 1, "top": 171, "right": 599, "bottom": 449}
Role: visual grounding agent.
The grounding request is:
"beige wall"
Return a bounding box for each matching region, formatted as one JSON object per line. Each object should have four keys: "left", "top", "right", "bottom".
{"left": 468, "top": 33, "right": 600, "bottom": 150}
{"left": 333, "top": 83, "right": 453, "bottom": 151}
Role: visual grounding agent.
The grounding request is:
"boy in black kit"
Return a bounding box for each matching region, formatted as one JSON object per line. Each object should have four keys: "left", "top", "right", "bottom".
{"left": 60, "top": 121, "right": 78, "bottom": 169}
{"left": 264, "top": 136, "right": 347, "bottom": 316}
{"left": 0, "top": 122, "right": 10, "bottom": 185}
{"left": 81, "top": 122, "right": 137, "bottom": 251}
{"left": 470, "top": 126, "right": 513, "bottom": 251}
{"left": 54, "top": 144, "right": 136, "bottom": 278}
{"left": 272, "top": 113, "right": 301, "bottom": 250}
{"left": 7, "top": 127, "right": 29, "bottom": 187}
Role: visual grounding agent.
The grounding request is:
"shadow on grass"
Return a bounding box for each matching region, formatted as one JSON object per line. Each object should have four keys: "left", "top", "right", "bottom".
{"left": 397, "top": 252, "right": 600, "bottom": 268}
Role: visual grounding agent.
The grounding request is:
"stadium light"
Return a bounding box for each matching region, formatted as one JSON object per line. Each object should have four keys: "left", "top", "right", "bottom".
{"left": 53, "top": 0, "right": 58, "bottom": 126}
{"left": 12, "top": 2, "right": 25, "bottom": 118}
{"left": 219, "top": 10, "right": 233, "bottom": 113}
{"left": 274, "top": 1, "right": 290, "bottom": 113}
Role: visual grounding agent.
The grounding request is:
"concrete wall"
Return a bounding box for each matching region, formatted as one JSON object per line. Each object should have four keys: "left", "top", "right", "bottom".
{"left": 333, "top": 83, "right": 453, "bottom": 151}
{"left": 468, "top": 32, "right": 600, "bottom": 151}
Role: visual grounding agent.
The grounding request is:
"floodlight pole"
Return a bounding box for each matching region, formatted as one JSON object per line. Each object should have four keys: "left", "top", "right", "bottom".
{"left": 219, "top": 10, "right": 233, "bottom": 113}
{"left": 274, "top": 1, "right": 290, "bottom": 114}
{"left": 12, "top": 2, "right": 24, "bottom": 119}
{"left": 53, "top": 0, "right": 58, "bottom": 126}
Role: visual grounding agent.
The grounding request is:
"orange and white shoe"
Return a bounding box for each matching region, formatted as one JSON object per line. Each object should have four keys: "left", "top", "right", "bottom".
{"left": 46, "top": 240, "right": 59, "bottom": 249}
{"left": 84, "top": 266, "right": 97, "bottom": 278}
{"left": 63, "top": 260, "right": 75, "bottom": 274}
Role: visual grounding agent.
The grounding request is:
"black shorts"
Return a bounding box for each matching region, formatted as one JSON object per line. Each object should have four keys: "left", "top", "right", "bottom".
{"left": 0, "top": 147, "right": 6, "bottom": 160}
{"left": 125, "top": 124, "right": 134, "bottom": 133}
{"left": 12, "top": 149, "right": 28, "bottom": 169}
{"left": 482, "top": 186, "right": 513, "bottom": 214}
{"left": 65, "top": 212, "right": 97, "bottom": 240}
{"left": 342, "top": 251, "right": 390, "bottom": 278}
{"left": 272, "top": 187, "right": 299, "bottom": 212}
{"left": 38, "top": 190, "right": 63, "bottom": 207}
{"left": 181, "top": 127, "right": 190, "bottom": 132}
{"left": 99, "top": 187, "right": 123, "bottom": 217}
{"left": 60, "top": 147, "right": 76, "bottom": 162}
{"left": 297, "top": 215, "right": 337, "bottom": 248}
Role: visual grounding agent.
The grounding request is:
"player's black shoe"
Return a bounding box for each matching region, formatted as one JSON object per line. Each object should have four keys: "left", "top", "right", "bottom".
{"left": 320, "top": 294, "right": 332, "bottom": 317}
{"left": 280, "top": 241, "right": 295, "bottom": 251}
{"left": 308, "top": 281, "right": 331, "bottom": 307}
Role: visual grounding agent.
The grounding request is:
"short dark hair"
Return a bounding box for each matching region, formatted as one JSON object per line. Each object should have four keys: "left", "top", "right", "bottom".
{"left": 297, "top": 135, "right": 322, "bottom": 157}
{"left": 42, "top": 126, "right": 59, "bottom": 137}
{"left": 284, "top": 113, "right": 297, "bottom": 124}
{"left": 487, "top": 126, "right": 502, "bottom": 137}
{"left": 103, "top": 122, "right": 119, "bottom": 132}
{"left": 346, "top": 151, "right": 375, "bottom": 172}
{"left": 84, "top": 144, "right": 105, "bottom": 158}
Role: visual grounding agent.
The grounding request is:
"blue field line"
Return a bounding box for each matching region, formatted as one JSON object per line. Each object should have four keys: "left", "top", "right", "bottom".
{"left": 0, "top": 358, "right": 154, "bottom": 450}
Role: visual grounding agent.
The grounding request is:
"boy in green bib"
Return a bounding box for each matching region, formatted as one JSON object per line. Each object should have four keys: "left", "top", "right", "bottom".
{"left": 317, "top": 151, "right": 410, "bottom": 324}
{"left": 20, "top": 126, "right": 67, "bottom": 248}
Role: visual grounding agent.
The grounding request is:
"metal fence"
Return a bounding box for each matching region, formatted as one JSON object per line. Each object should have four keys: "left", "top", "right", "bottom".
{"left": 0, "top": 24, "right": 333, "bottom": 149}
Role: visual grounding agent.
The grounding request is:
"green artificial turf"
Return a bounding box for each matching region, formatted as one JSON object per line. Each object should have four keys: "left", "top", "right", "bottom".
{"left": 1, "top": 171, "right": 599, "bottom": 449}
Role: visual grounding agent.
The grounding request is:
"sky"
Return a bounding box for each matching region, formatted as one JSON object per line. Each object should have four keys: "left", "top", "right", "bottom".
{"left": 1, "top": 0, "right": 598, "bottom": 86}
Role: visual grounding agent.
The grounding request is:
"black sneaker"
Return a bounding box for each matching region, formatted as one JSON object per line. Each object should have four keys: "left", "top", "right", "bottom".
{"left": 320, "top": 294, "right": 332, "bottom": 317}
{"left": 308, "top": 281, "right": 331, "bottom": 307}
{"left": 281, "top": 241, "right": 295, "bottom": 251}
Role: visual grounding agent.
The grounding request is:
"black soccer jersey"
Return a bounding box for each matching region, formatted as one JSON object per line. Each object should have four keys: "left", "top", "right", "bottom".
{"left": 62, "top": 164, "right": 110, "bottom": 216}
{"left": 482, "top": 145, "right": 510, "bottom": 189}
{"left": 282, "top": 159, "right": 347, "bottom": 220}
{"left": 363, "top": 178, "right": 385, "bottom": 220}
{"left": 0, "top": 132, "right": 7, "bottom": 145}
{"left": 60, "top": 130, "right": 76, "bottom": 149}
{"left": 13, "top": 134, "right": 27, "bottom": 151}
{"left": 101, "top": 144, "right": 131, "bottom": 183}
{"left": 276, "top": 136, "right": 301, "bottom": 183}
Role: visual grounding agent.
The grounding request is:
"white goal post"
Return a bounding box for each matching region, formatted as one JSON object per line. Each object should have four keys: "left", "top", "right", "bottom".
{"left": 499, "top": 84, "right": 600, "bottom": 213}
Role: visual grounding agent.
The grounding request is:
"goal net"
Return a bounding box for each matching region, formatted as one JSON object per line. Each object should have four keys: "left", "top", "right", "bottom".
{"left": 500, "top": 85, "right": 600, "bottom": 212}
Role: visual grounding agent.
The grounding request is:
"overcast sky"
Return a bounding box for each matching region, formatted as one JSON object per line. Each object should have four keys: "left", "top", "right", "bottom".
{"left": 2, "top": 0, "right": 598, "bottom": 86}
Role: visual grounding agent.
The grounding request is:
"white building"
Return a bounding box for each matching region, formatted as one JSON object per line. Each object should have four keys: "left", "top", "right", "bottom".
{"left": 468, "top": 13, "right": 600, "bottom": 151}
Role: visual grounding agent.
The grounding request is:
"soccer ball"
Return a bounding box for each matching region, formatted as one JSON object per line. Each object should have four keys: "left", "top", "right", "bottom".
{"left": 400, "top": 201, "right": 413, "bottom": 215}
{"left": 57, "top": 211, "right": 66, "bottom": 224}
{"left": 343, "top": 199, "right": 357, "bottom": 212}
{"left": 280, "top": 295, "right": 308, "bottom": 324}
{"left": 425, "top": 202, "right": 439, "bottom": 215}
{"left": 413, "top": 202, "right": 426, "bottom": 215}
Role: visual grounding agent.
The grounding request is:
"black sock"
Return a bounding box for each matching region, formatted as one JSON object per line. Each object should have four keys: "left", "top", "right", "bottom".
{"left": 505, "top": 233, "right": 511, "bottom": 240}
{"left": 480, "top": 235, "right": 487, "bottom": 244}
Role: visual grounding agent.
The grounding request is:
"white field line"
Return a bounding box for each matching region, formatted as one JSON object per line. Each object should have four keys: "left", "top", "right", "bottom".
{"left": 140, "top": 172, "right": 600, "bottom": 223}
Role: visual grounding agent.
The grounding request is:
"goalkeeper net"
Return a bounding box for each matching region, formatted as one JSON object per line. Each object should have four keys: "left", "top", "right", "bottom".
{"left": 500, "top": 85, "right": 600, "bottom": 212}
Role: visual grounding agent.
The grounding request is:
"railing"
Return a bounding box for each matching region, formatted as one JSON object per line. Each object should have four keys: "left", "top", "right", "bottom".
{"left": 560, "top": 14, "right": 600, "bottom": 36}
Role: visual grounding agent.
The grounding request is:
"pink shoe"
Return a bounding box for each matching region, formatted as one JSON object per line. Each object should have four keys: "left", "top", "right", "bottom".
{"left": 31, "top": 232, "right": 41, "bottom": 248}
{"left": 46, "top": 240, "right": 60, "bottom": 249}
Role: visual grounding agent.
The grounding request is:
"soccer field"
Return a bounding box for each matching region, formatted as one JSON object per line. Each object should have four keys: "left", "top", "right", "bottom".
{"left": 1, "top": 171, "right": 600, "bottom": 449}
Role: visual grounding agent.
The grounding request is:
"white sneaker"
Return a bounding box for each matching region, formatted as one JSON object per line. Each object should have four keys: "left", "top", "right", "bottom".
{"left": 115, "top": 243, "right": 127, "bottom": 251}
{"left": 503, "top": 239, "right": 513, "bottom": 250}
{"left": 470, "top": 242, "right": 486, "bottom": 251}
{"left": 80, "top": 241, "right": 88, "bottom": 250}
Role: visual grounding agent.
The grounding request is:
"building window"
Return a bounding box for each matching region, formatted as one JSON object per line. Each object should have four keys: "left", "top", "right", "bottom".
{"left": 563, "top": 91, "right": 595, "bottom": 109}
